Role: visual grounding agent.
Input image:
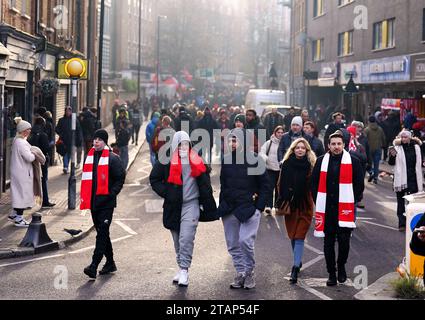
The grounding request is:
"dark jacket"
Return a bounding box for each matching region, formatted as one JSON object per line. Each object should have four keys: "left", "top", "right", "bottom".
{"left": 246, "top": 116, "right": 265, "bottom": 138}
{"left": 56, "top": 116, "right": 83, "bottom": 148}
{"left": 28, "top": 125, "right": 50, "bottom": 159}
{"left": 324, "top": 123, "right": 346, "bottom": 150}
{"left": 81, "top": 110, "right": 97, "bottom": 141}
{"left": 278, "top": 131, "right": 310, "bottom": 162}
{"left": 196, "top": 113, "right": 219, "bottom": 143}
{"left": 149, "top": 161, "right": 218, "bottom": 231}
{"left": 116, "top": 127, "right": 130, "bottom": 147}
{"left": 383, "top": 115, "right": 401, "bottom": 146}
{"left": 311, "top": 152, "right": 365, "bottom": 234}
{"left": 218, "top": 151, "right": 271, "bottom": 222}
{"left": 91, "top": 151, "right": 126, "bottom": 212}
{"left": 174, "top": 113, "right": 195, "bottom": 135}
{"left": 364, "top": 123, "right": 386, "bottom": 153}
{"left": 263, "top": 112, "right": 284, "bottom": 140}
{"left": 308, "top": 135, "right": 325, "bottom": 158}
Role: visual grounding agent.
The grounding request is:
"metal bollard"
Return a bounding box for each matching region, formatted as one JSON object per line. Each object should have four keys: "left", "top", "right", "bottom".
{"left": 19, "top": 213, "right": 59, "bottom": 254}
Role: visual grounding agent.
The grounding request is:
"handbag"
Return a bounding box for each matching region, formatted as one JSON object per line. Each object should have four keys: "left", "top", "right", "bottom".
{"left": 56, "top": 138, "right": 67, "bottom": 157}
{"left": 276, "top": 200, "right": 291, "bottom": 216}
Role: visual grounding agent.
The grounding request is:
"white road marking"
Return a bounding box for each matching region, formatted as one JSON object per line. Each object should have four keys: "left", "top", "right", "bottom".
{"left": 0, "top": 254, "right": 65, "bottom": 268}
{"left": 114, "top": 221, "right": 138, "bottom": 235}
{"left": 286, "top": 255, "right": 325, "bottom": 276}
{"left": 361, "top": 220, "right": 399, "bottom": 231}
{"left": 375, "top": 202, "right": 396, "bottom": 212}
{"left": 69, "top": 235, "right": 134, "bottom": 254}
{"left": 129, "top": 185, "right": 151, "bottom": 197}
{"left": 304, "top": 244, "right": 324, "bottom": 255}
{"left": 145, "top": 199, "right": 164, "bottom": 213}
{"left": 115, "top": 218, "right": 141, "bottom": 221}
{"left": 356, "top": 217, "right": 375, "bottom": 221}
{"left": 296, "top": 280, "right": 333, "bottom": 300}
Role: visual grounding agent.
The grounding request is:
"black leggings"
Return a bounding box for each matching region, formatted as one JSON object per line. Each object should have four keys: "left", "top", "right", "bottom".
{"left": 14, "top": 209, "right": 24, "bottom": 216}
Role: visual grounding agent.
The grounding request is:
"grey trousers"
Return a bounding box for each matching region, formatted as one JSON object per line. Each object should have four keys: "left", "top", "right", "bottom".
{"left": 171, "top": 199, "right": 200, "bottom": 270}
{"left": 222, "top": 210, "right": 261, "bottom": 274}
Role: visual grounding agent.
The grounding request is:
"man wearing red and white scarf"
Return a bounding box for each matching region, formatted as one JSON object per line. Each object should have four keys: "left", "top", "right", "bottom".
{"left": 81, "top": 129, "right": 126, "bottom": 280}
{"left": 311, "top": 131, "right": 364, "bottom": 287}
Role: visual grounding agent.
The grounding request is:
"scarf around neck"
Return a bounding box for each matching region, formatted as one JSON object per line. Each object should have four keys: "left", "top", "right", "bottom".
{"left": 167, "top": 149, "right": 207, "bottom": 186}
{"left": 80, "top": 147, "right": 110, "bottom": 210}
{"left": 314, "top": 150, "right": 356, "bottom": 237}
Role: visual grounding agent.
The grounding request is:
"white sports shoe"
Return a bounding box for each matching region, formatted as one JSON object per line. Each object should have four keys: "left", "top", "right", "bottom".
{"left": 8, "top": 210, "right": 17, "bottom": 222}
{"left": 173, "top": 270, "right": 181, "bottom": 283}
{"left": 14, "top": 218, "right": 30, "bottom": 228}
{"left": 178, "top": 270, "right": 189, "bottom": 287}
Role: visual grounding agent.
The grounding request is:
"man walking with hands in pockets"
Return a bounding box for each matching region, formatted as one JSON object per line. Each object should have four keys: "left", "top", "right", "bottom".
{"left": 311, "top": 131, "right": 364, "bottom": 286}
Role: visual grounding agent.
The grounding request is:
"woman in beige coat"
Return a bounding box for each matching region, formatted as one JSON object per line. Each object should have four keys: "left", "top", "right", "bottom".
{"left": 9, "top": 118, "right": 36, "bottom": 227}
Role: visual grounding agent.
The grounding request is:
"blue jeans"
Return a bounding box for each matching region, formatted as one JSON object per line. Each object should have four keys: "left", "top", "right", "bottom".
{"left": 63, "top": 152, "right": 71, "bottom": 170}
{"left": 119, "top": 146, "right": 129, "bottom": 170}
{"left": 372, "top": 150, "right": 381, "bottom": 180}
{"left": 291, "top": 240, "right": 305, "bottom": 268}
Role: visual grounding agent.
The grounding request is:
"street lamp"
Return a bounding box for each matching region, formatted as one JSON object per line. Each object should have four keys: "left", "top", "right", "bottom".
{"left": 65, "top": 58, "right": 86, "bottom": 210}
{"left": 344, "top": 74, "right": 359, "bottom": 120}
{"left": 156, "top": 15, "right": 167, "bottom": 98}
{"left": 137, "top": 0, "right": 142, "bottom": 102}
{"left": 96, "top": 0, "right": 105, "bottom": 129}
{"left": 0, "top": 42, "right": 11, "bottom": 197}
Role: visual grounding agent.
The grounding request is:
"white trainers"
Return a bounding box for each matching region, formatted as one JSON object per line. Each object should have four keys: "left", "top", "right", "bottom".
{"left": 14, "top": 218, "right": 30, "bottom": 228}
{"left": 178, "top": 269, "right": 189, "bottom": 287}
{"left": 244, "top": 271, "right": 256, "bottom": 289}
{"left": 8, "top": 210, "right": 17, "bottom": 222}
{"left": 230, "top": 272, "right": 246, "bottom": 289}
{"left": 173, "top": 270, "right": 181, "bottom": 284}
{"left": 264, "top": 207, "right": 272, "bottom": 216}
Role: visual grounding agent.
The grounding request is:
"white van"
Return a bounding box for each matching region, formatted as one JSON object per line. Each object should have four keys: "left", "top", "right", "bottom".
{"left": 245, "top": 89, "right": 286, "bottom": 116}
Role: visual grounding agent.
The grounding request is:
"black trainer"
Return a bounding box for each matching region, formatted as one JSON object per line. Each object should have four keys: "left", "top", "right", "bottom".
{"left": 99, "top": 262, "right": 117, "bottom": 275}
{"left": 326, "top": 273, "right": 337, "bottom": 286}
{"left": 289, "top": 266, "right": 300, "bottom": 284}
{"left": 337, "top": 266, "right": 347, "bottom": 284}
{"left": 84, "top": 264, "right": 98, "bottom": 280}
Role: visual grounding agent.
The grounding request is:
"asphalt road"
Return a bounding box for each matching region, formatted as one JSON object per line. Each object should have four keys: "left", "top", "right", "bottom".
{"left": 0, "top": 143, "right": 405, "bottom": 300}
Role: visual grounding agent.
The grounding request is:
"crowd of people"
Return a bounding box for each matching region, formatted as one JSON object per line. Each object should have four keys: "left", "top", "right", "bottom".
{"left": 6, "top": 91, "right": 425, "bottom": 288}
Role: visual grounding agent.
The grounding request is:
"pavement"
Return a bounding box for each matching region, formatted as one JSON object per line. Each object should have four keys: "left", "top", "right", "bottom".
{"left": 0, "top": 122, "right": 148, "bottom": 260}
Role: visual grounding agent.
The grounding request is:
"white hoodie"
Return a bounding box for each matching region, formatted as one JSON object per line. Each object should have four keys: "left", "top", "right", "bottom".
{"left": 260, "top": 135, "right": 281, "bottom": 172}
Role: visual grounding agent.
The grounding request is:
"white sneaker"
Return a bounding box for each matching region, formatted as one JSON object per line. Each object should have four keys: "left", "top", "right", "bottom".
{"left": 14, "top": 218, "right": 30, "bottom": 228}
{"left": 244, "top": 271, "right": 256, "bottom": 289}
{"left": 8, "top": 210, "right": 17, "bottom": 221}
{"left": 264, "top": 207, "right": 272, "bottom": 216}
{"left": 173, "top": 270, "right": 181, "bottom": 284}
{"left": 178, "top": 269, "right": 189, "bottom": 287}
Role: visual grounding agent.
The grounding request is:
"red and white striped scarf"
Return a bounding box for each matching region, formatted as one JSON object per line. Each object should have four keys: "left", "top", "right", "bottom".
{"left": 314, "top": 150, "right": 356, "bottom": 238}
{"left": 80, "top": 147, "right": 110, "bottom": 210}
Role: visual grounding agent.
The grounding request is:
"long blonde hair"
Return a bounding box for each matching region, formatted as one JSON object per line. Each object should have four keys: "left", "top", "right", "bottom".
{"left": 283, "top": 138, "right": 317, "bottom": 168}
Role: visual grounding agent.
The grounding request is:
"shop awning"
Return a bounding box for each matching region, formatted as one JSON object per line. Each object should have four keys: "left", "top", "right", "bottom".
{"left": 318, "top": 78, "right": 336, "bottom": 87}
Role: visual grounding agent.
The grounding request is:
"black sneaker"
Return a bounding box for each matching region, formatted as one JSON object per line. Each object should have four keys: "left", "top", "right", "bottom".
{"left": 368, "top": 174, "right": 374, "bottom": 183}
{"left": 326, "top": 273, "right": 337, "bottom": 286}
{"left": 337, "top": 266, "right": 347, "bottom": 284}
{"left": 84, "top": 264, "right": 98, "bottom": 280}
{"left": 289, "top": 266, "right": 300, "bottom": 284}
{"left": 42, "top": 202, "right": 56, "bottom": 208}
{"left": 99, "top": 262, "right": 117, "bottom": 275}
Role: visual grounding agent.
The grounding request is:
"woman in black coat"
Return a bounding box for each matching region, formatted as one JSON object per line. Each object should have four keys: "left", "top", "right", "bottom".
{"left": 150, "top": 131, "right": 217, "bottom": 287}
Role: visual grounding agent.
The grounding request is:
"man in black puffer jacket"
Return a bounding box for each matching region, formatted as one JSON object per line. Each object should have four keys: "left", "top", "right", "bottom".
{"left": 218, "top": 128, "right": 271, "bottom": 290}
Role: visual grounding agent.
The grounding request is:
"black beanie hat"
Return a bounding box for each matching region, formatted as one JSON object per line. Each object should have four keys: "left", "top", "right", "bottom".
{"left": 369, "top": 116, "right": 376, "bottom": 123}
{"left": 234, "top": 114, "right": 246, "bottom": 126}
{"left": 93, "top": 129, "right": 109, "bottom": 144}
